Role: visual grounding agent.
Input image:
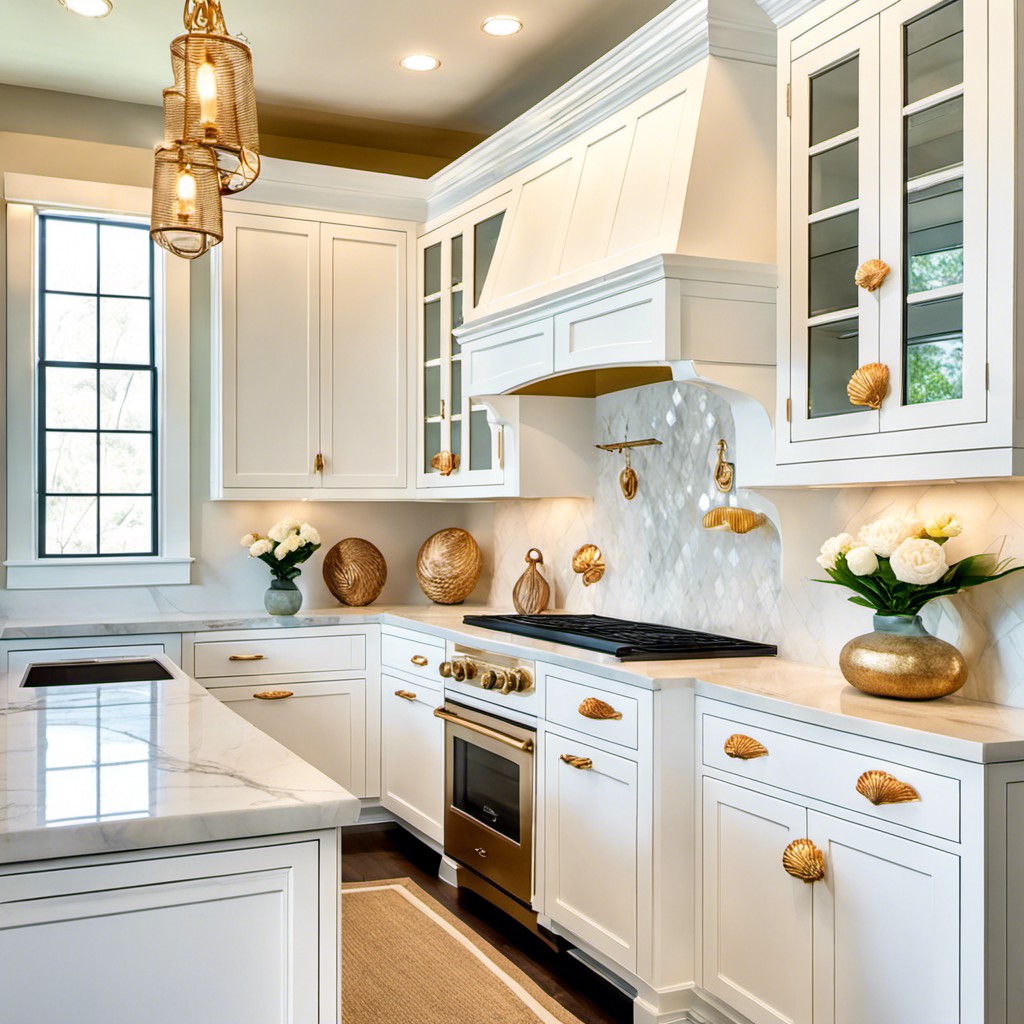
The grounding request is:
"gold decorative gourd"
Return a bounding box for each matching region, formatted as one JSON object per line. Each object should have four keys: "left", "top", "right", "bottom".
{"left": 572, "top": 544, "right": 605, "bottom": 586}
{"left": 416, "top": 528, "right": 482, "bottom": 605}
{"left": 847, "top": 363, "right": 890, "bottom": 410}
{"left": 322, "top": 538, "right": 387, "bottom": 606}
{"left": 512, "top": 548, "right": 550, "bottom": 615}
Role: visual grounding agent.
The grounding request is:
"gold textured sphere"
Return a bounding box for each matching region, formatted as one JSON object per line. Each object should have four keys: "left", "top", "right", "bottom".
{"left": 416, "top": 528, "right": 483, "bottom": 605}
{"left": 839, "top": 629, "right": 967, "bottom": 700}
{"left": 322, "top": 538, "right": 387, "bottom": 606}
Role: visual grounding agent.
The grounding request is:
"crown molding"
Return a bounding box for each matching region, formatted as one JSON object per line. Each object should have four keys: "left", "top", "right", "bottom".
{"left": 754, "top": 0, "right": 829, "bottom": 26}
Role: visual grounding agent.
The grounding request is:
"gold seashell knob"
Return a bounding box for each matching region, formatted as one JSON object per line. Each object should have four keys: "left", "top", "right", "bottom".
{"left": 560, "top": 754, "right": 593, "bottom": 770}
{"left": 724, "top": 733, "right": 769, "bottom": 759}
{"left": 782, "top": 838, "right": 825, "bottom": 883}
{"left": 578, "top": 697, "right": 623, "bottom": 721}
{"left": 430, "top": 450, "right": 461, "bottom": 477}
{"left": 572, "top": 544, "right": 606, "bottom": 587}
{"left": 847, "top": 362, "right": 890, "bottom": 410}
{"left": 702, "top": 508, "right": 767, "bottom": 534}
{"left": 855, "top": 770, "right": 920, "bottom": 806}
{"left": 855, "top": 259, "right": 891, "bottom": 292}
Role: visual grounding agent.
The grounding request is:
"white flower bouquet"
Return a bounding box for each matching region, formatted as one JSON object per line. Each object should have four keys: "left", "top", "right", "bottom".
{"left": 815, "top": 514, "right": 1021, "bottom": 617}
{"left": 241, "top": 518, "right": 321, "bottom": 583}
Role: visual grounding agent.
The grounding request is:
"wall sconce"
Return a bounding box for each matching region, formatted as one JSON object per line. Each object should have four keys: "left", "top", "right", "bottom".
{"left": 595, "top": 438, "right": 662, "bottom": 500}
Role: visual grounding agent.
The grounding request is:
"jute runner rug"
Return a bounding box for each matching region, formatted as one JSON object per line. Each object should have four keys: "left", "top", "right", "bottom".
{"left": 341, "top": 878, "right": 588, "bottom": 1024}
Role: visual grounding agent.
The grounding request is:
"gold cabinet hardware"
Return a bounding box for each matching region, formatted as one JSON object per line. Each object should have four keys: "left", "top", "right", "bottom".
{"left": 578, "top": 697, "right": 622, "bottom": 721}
{"left": 855, "top": 770, "right": 920, "bottom": 806}
{"left": 702, "top": 507, "right": 767, "bottom": 534}
{"left": 410, "top": 655, "right": 429, "bottom": 667}
{"left": 560, "top": 754, "right": 594, "bottom": 770}
{"left": 438, "top": 661, "right": 453, "bottom": 678}
{"left": 847, "top": 363, "right": 890, "bottom": 410}
{"left": 433, "top": 706, "right": 534, "bottom": 753}
{"left": 724, "top": 734, "right": 769, "bottom": 759}
{"left": 497, "top": 426, "right": 504, "bottom": 468}
{"left": 441, "top": 398, "right": 446, "bottom": 419}
{"left": 782, "top": 838, "right": 825, "bottom": 883}
{"left": 714, "top": 439, "right": 735, "bottom": 493}
{"left": 253, "top": 690, "right": 294, "bottom": 700}
{"left": 430, "top": 450, "right": 461, "bottom": 476}
{"left": 313, "top": 452, "right": 325, "bottom": 473}
{"left": 394, "top": 690, "right": 418, "bottom": 701}
{"left": 451, "top": 658, "right": 477, "bottom": 682}
{"left": 229, "top": 653, "right": 266, "bottom": 662}
{"left": 854, "top": 258, "right": 891, "bottom": 292}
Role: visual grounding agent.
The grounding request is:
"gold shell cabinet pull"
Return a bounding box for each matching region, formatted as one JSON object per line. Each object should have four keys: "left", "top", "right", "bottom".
{"left": 229, "top": 653, "right": 266, "bottom": 661}
{"left": 430, "top": 451, "right": 461, "bottom": 477}
{"left": 854, "top": 258, "right": 891, "bottom": 291}
{"left": 394, "top": 690, "right": 418, "bottom": 701}
{"left": 410, "top": 655, "right": 429, "bottom": 667}
{"left": 724, "top": 734, "right": 769, "bottom": 759}
{"left": 253, "top": 690, "right": 294, "bottom": 700}
{"left": 578, "top": 697, "right": 623, "bottom": 721}
{"left": 856, "top": 770, "right": 920, "bottom": 806}
{"left": 782, "top": 838, "right": 826, "bottom": 883}
{"left": 847, "top": 363, "right": 890, "bottom": 410}
{"left": 560, "top": 754, "right": 594, "bottom": 770}
{"left": 313, "top": 452, "right": 325, "bottom": 473}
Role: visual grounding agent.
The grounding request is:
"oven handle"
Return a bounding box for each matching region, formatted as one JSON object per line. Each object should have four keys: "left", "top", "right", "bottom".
{"left": 433, "top": 706, "right": 534, "bottom": 754}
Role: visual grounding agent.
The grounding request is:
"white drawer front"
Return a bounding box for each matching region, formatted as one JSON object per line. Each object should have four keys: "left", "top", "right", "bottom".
{"left": 701, "top": 712, "right": 961, "bottom": 842}
{"left": 381, "top": 632, "right": 446, "bottom": 681}
{"left": 193, "top": 633, "right": 365, "bottom": 680}
{"left": 545, "top": 672, "right": 640, "bottom": 750}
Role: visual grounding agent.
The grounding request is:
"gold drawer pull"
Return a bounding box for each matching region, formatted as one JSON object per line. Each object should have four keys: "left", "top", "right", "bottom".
{"left": 410, "top": 655, "right": 429, "bottom": 667}
{"left": 578, "top": 697, "right": 622, "bottom": 721}
{"left": 253, "top": 690, "right": 294, "bottom": 700}
{"left": 560, "top": 754, "right": 593, "bottom": 771}
{"left": 724, "top": 734, "right": 768, "bottom": 760}
{"left": 782, "top": 839, "right": 825, "bottom": 883}
{"left": 229, "top": 654, "right": 266, "bottom": 662}
{"left": 856, "top": 770, "right": 920, "bottom": 805}
{"left": 854, "top": 258, "right": 890, "bottom": 292}
{"left": 394, "top": 690, "right": 418, "bottom": 701}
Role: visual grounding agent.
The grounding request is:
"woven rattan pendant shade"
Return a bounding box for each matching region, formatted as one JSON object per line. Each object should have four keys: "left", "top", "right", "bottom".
{"left": 150, "top": 142, "right": 223, "bottom": 259}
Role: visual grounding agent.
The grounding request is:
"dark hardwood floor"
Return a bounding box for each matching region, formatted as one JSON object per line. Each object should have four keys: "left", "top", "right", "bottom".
{"left": 341, "top": 824, "right": 634, "bottom": 1024}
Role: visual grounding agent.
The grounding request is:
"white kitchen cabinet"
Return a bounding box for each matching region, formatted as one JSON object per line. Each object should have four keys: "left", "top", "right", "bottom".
{"left": 216, "top": 206, "right": 413, "bottom": 499}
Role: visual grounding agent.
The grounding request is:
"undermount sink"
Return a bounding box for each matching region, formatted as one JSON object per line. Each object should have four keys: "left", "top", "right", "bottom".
{"left": 21, "top": 658, "right": 174, "bottom": 688}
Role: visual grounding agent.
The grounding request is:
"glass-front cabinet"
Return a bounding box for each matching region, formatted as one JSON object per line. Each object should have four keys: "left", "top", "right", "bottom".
{"left": 785, "top": 0, "right": 987, "bottom": 452}
{"left": 417, "top": 198, "right": 507, "bottom": 491}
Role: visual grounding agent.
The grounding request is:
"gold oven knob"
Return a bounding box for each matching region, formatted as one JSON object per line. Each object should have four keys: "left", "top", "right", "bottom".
{"left": 480, "top": 669, "right": 507, "bottom": 690}
{"left": 508, "top": 668, "right": 533, "bottom": 692}
{"left": 452, "top": 659, "right": 477, "bottom": 682}
{"left": 438, "top": 661, "right": 453, "bottom": 679}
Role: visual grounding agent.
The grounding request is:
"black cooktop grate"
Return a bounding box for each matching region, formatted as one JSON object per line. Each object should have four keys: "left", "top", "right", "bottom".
{"left": 462, "top": 614, "right": 777, "bottom": 661}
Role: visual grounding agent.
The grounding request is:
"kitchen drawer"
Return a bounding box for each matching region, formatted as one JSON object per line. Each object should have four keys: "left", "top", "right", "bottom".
{"left": 193, "top": 632, "right": 365, "bottom": 680}
{"left": 545, "top": 671, "right": 640, "bottom": 751}
{"left": 701, "top": 710, "right": 961, "bottom": 842}
{"left": 381, "top": 631, "right": 446, "bottom": 682}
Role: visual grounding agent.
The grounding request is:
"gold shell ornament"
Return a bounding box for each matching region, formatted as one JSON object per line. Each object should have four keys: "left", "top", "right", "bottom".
{"left": 322, "top": 537, "right": 387, "bottom": 606}
{"left": 513, "top": 548, "right": 551, "bottom": 615}
{"left": 855, "top": 770, "right": 921, "bottom": 806}
{"left": 572, "top": 544, "right": 606, "bottom": 586}
{"left": 854, "top": 258, "right": 891, "bottom": 292}
{"left": 620, "top": 465, "right": 639, "bottom": 500}
{"left": 723, "top": 733, "right": 769, "bottom": 760}
{"left": 847, "top": 362, "right": 890, "bottom": 410}
{"left": 430, "top": 450, "right": 461, "bottom": 477}
{"left": 782, "top": 838, "right": 826, "bottom": 883}
{"left": 416, "top": 528, "right": 483, "bottom": 605}
{"left": 578, "top": 697, "right": 623, "bottom": 721}
{"left": 702, "top": 507, "right": 767, "bottom": 534}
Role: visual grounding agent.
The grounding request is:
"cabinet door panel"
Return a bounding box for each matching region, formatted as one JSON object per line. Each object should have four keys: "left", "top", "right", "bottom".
{"left": 702, "top": 778, "right": 812, "bottom": 1024}
{"left": 810, "top": 811, "right": 959, "bottom": 1024}
{"left": 221, "top": 214, "right": 320, "bottom": 489}
{"left": 542, "top": 730, "right": 638, "bottom": 971}
{"left": 381, "top": 674, "right": 444, "bottom": 842}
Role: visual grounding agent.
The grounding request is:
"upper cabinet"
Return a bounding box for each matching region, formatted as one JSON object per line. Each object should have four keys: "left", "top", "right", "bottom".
{"left": 774, "top": 0, "right": 1022, "bottom": 484}
{"left": 214, "top": 207, "right": 413, "bottom": 499}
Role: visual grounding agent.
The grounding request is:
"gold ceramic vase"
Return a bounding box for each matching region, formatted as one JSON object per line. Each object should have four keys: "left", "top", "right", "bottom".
{"left": 839, "top": 614, "right": 967, "bottom": 700}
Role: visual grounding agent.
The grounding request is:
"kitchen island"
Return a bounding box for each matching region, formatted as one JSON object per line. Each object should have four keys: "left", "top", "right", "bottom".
{"left": 0, "top": 654, "right": 359, "bottom": 1024}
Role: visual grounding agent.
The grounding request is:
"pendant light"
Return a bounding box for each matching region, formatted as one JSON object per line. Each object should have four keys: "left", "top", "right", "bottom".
{"left": 151, "top": 142, "right": 224, "bottom": 259}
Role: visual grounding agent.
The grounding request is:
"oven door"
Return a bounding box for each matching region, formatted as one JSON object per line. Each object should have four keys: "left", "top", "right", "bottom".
{"left": 436, "top": 702, "right": 534, "bottom": 905}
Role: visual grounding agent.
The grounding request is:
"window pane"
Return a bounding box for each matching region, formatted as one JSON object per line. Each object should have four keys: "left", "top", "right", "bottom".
{"left": 45, "top": 496, "right": 98, "bottom": 555}
{"left": 424, "top": 421, "right": 441, "bottom": 472}
{"left": 46, "top": 367, "right": 97, "bottom": 429}
{"left": 809, "top": 139, "right": 858, "bottom": 214}
{"left": 907, "top": 177, "right": 963, "bottom": 293}
{"left": 451, "top": 234, "right": 464, "bottom": 286}
{"left": 474, "top": 212, "right": 504, "bottom": 306}
{"left": 808, "top": 317, "right": 860, "bottom": 418}
{"left": 100, "top": 433, "right": 152, "bottom": 494}
{"left": 100, "top": 369, "right": 152, "bottom": 431}
{"left": 45, "top": 219, "right": 97, "bottom": 293}
{"left": 470, "top": 408, "right": 493, "bottom": 470}
{"left": 424, "top": 364, "right": 441, "bottom": 419}
{"left": 810, "top": 56, "right": 859, "bottom": 146}
{"left": 905, "top": 0, "right": 963, "bottom": 105}
{"left": 100, "top": 297, "right": 151, "bottom": 364}
{"left": 100, "top": 224, "right": 151, "bottom": 297}
{"left": 424, "top": 242, "right": 441, "bottom": 296}
{"left": 809, "top": 211, "right": 859, "bottom": 316}
{"left": 451, "top": 418, "right": 462, "bottom": 459}
{"left": 45, "top": 294, "right": 97, "bottom": 362}
{"left": 906, "top": 95, "right": 963, "bottom": 179}
{"left": 451, "top": 358, "right": 462, "bottom": 411}
{"left": 99, "top": 497, "right": 153, "bottom": 554}
{"left": 424, "top": 299, "right": 441, "bottom": 362}
{"left": 47, "top": 432, "right": 97, "bottom": 493}
{"left": 906, "top": 295, "right": 963, "bottom": 404}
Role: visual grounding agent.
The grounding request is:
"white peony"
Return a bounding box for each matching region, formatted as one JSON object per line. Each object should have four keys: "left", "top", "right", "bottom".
{"left": 816, "top": 533, "right": 856, "bottom": 570}
{"left": 240, "top": 532, "right": 258, "bottom": 547}
{"left": 275, "top": 533, "right": 302, "bottom": 559}
{"left": 299, "top": 523, "right": 321, "bottom": 546}
{"left": 845, "top": 545, "right": 879, "bottom": 577}
{"left": 859, "top": 516, "right": 922, "bottom": 558}
{"left": 268, "top": 518, "right": 301, "bottom": 543}
{"left": 248, "top": 538, "right": 273, "bottom": 557}
{"left": 889, "top": 537, "right": 948, "bottom": 585}
{"left": 925, "top": 513, "right": 964, "bottom": 539}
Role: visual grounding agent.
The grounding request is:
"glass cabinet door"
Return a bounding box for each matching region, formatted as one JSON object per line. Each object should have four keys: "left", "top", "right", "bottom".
{"left": 790, "top": 22, "right": 882, "bottom": 442}
{"left": 877, "top": 0, "right": 986, "bottom": 431}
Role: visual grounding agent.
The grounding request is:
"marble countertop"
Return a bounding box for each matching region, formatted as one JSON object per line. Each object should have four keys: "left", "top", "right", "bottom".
{"left": 6, "top": 605, "right": 1024, "bottom": 763}
{"left": 0, "top": 655, "right": 361, "bottom": 865}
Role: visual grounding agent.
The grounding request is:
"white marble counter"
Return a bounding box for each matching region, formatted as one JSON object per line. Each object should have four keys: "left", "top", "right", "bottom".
{"left": 0, "top": 655, "right": 360, "bottom": 865}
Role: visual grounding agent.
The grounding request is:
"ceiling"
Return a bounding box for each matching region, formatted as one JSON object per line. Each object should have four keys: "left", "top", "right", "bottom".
{"left": 2, "top": 0, "right": 677, "bottom": 150}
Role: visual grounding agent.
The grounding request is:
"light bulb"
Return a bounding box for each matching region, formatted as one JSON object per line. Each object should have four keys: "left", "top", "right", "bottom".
{"left": 58, "top": 0, "right": 113, "bottom": 17}
{"left": 175, "top": 165, "right": 197, "bottom": 220}
{"left": 197, "top": 61, "right": 218, "bottom": 133}
{"left": 399, "top": 54, "right": 441, "bottom": 72}
{"left": 481, "top": 16, "right": 523, "bottom": 36}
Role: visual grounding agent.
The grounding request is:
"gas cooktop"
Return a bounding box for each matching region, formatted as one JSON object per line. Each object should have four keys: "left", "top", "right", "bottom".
{"left": 462, "top": 614, "right": 778, "bottom": 662}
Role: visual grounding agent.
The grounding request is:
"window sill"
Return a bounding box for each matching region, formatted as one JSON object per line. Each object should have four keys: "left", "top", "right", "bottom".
{"left": 4, "top": 558, "right": 194, "bottom": 590}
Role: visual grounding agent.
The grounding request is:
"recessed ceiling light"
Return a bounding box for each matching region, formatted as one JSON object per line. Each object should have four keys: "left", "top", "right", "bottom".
{"left": 481, "top": 15, "right": 523, "bottom": 36}
{"left": 400, "top": 54, "right": 441, "bottom": 72}
{"left": 58, "top": 0, "right": 113, "bottom": 16}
